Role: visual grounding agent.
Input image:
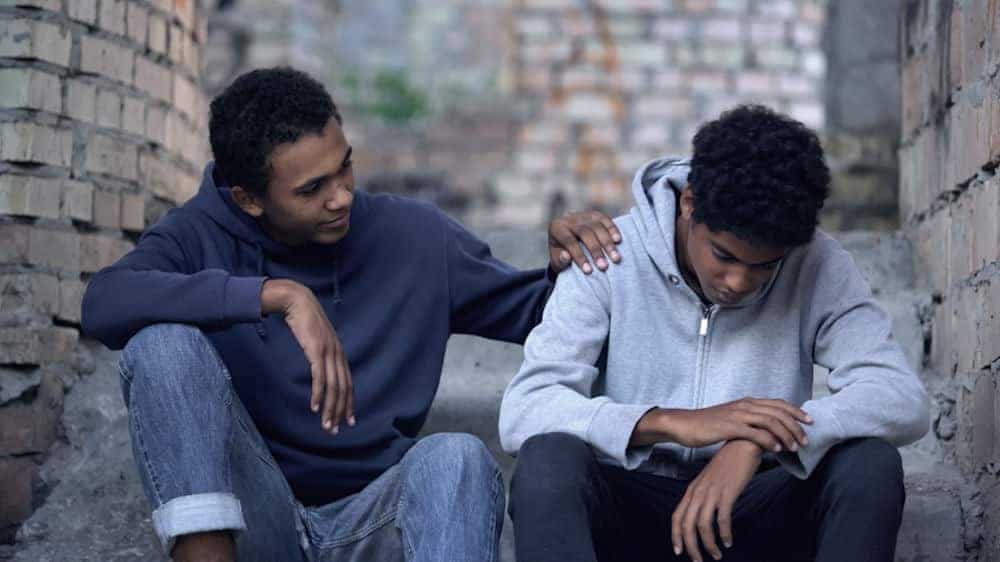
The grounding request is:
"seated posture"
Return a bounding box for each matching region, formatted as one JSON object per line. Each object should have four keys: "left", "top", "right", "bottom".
{"left": 81, "top": 67, "right": 622, "bottom": 562}
{"left": 499, "top": 105, "right": 930, "bottom": 562}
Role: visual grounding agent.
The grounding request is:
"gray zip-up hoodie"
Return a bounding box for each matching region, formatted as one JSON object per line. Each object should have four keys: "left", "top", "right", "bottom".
{"left": 499, "top": 157, "right": 930, "bottom": 479}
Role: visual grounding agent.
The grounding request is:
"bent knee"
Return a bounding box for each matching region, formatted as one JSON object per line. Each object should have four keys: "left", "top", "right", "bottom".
{"left": 511, "top": 433, "right": 595, "bottom": 497}
{"left": 823, "top": 438, "right": 904, "bottom": 506}
{"left": 416, "top": 433, "right": 499, "bottom": 476}
{"left": 123, "top": 323, "right": 210, "bottom": 368}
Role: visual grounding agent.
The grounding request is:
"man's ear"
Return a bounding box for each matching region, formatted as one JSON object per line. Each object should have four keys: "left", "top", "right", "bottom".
{"left": 231, "top": 186, "right": 264, "bottom": 218}
{"left": 679, "top": 186, "right": 696, "bottom": 220}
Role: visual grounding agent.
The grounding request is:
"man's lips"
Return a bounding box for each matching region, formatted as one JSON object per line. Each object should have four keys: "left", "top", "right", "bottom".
{"left": 319, "top": 214, "right": 350, "bottom": 229}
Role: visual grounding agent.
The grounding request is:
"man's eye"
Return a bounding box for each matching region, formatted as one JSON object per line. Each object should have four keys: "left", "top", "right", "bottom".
{"left": 342, "top": 159, "right": 353, "bottom": 171}
{"left": 713, "top": 251, "right": 734, "bottom": 262}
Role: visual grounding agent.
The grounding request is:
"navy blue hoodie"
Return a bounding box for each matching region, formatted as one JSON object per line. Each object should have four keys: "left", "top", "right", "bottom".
{"left": 81, "top": 163, "right": 551, "bottom": 505}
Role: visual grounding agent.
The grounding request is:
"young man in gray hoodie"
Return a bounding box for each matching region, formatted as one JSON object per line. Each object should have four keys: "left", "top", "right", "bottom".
{"left": 499, "top": 105, "right": 930, "bottom": 562}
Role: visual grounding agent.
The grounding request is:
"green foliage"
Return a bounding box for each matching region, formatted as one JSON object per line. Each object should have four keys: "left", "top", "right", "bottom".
{"left": 338, "top": 67, "right": 429, "bottom": 126}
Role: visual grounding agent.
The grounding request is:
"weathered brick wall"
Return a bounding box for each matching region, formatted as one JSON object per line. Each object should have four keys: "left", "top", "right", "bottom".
{"left": 0, "top": 0, "right": 207, "bottom": 542}
{"left": 900, "top": 0, "right": 1000, "bottom": 557}
{"left": 822, "top": 0, "right": 902, "bottom": 231}
{"left": 500, "top": 0, "right": 827, "bottom": 225}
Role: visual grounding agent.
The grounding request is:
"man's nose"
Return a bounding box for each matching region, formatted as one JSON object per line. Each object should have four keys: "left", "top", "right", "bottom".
{"left": 724, "top": 268, "right": 755, "bottom": 295}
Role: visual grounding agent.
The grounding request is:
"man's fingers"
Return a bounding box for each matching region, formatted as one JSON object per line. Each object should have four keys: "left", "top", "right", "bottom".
{"left": 576, "top": 226, "right": 611, "bottom": 270}
{"left": 581, "top": 217, "right": 620, "bottom": 265}
{"left": 744, "top": 412, "right": 796, "bottom": 452}
{"left": 683, "top": 496, "right": 704, "bottom": 562}
{"left": 740, "top": 427, "right": 779, "bottom": 453}
{"left": 597, "top": 214, "right": 623, "bottom": 244}
{"left": 321, "top": 355, "right": 338, "bottom": 433}
{"left": 309, "top": 360, "right": 323, "bottom": 413}
{"left": 551, "top": 228, "right": 594, "bottom": 274}
{"left": 338, "top": 350, "right": 355, "bottom": 427}
{"left": 329, "top": 352, "right": 346, "bottom": 433}
{"left": 717, "top": 495, "right": 735, "bottom": 549}
{"left": 753, "top": 404, "right": 809, "bottom": 448}
{"left": 752, "top": 398, "right": 813, "bottom": 424}
{"left": 697, "top": 496, "right": 723, "bottom": 561}
{"left": 549, "top": 248, "right": 570, "bottom": 272}
{"left": 671, "top": 493, "right": 691, "bottom": 556}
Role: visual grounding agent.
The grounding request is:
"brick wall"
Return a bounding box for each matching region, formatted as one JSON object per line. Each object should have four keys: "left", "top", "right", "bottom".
{"left": 499, "top": 0, "right": 827, "bottom": 225}
{"left": 900, "top": 0, "right": 1000, "bottom": 558}
{"left": 0, "top": 0, "right": 207, "bottom": 542}
{"left": 822, "top": 0, "right": 902, "bottom": 231}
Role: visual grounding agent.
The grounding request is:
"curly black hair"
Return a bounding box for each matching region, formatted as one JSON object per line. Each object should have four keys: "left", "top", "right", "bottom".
{"left": 209, "top": 67, "right": 342, "bottom": 196}
{"left": 687, "top": 105, "right": 830, "bottom": 248}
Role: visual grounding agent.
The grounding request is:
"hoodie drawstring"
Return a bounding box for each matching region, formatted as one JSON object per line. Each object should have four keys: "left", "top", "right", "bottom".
{"left": 255, "top": 243, "right": 268, "bottom": 339}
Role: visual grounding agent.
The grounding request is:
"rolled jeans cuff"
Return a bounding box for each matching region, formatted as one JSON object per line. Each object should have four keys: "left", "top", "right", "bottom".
{"left": 151, "top": 492, "right": 247, "bottom": 553}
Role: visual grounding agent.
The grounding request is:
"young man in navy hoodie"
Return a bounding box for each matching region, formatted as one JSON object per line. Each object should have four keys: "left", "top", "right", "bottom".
{"left": 81, "top": 67, "right": 622, "bottom": 562}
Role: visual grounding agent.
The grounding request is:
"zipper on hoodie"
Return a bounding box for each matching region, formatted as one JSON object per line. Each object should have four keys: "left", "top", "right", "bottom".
{"left": 686, "top": 304, "right": 715, "bottom": 463}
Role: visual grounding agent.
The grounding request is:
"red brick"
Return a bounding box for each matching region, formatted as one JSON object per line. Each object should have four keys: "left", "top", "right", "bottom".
{"left": 85, "top": 133, "right": 138, "bottom": 181}
{"left": 0, "top": 273, "right": 59, "bottom": 316}
{"left": 0, "top": 122, "right": 72, "bottom": 167}
{"left": 0, "top": 19, "right": 71, "bottom": 67}
{"left": 949, "top": 193, "right": 974, "bottom": 283}
{"left": 79, "top": 234, "right": 133, "bottom": 273}
{"left": 950, "top": 5, "right": 964, "bottom": 92}
{"left": 120, "top": 193, "right": 145, "bottom": 232}
{"left": 126, "top": 2, "right": 149, "bottom": 44}
{"left": 0, "top": 457, "right": 39, "bottom": 536}
{"left": 0, "top": 371, "right": 62, "bottom": 455}
{"left": 0, "top": 223, "right": 30, "bottom": 264}
{"left": 28, "top": 227, "right": 80, "bottom": 271}
{"left": 58, "top": 278, "right": 84, "bottom": 324}
{"left": 972, "top": 179, "right": 999, "bottom": 272}
{"left": 92, "top": 189, "right": 121, "bottom": 229}
{"left": 98, "top": 0, "right": 126, "bottom": 35}
{"left": 79, "top": 35, "right": 134, "bottom": 85}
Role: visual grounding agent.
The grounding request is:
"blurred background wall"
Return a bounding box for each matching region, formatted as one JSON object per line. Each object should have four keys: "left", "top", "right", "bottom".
{"left": 203, "top": 0, "right": 900, "bottom": 230}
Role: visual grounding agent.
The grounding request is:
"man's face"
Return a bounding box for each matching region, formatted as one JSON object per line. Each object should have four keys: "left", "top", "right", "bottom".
{"left": 685, "top": 224, "right": 786, "bottom": 306}
{"left": 677, "top": 189, "right": 786, "bottom": 306}
{"left": 236, "top": 118, "right": 355, "bottom": 246}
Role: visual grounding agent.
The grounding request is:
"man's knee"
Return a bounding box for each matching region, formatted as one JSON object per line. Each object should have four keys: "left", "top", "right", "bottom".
{"left": 120, "top": 323, "right": 226, "bottom": 404}
{"left": 510, "top": 433, "right": 596, "bottom": 505}
{"left": 821, "top": 438, "right": 904, "bottom": 507}
{"left": 413, "top": 433, "right": 501, "bottom": 486}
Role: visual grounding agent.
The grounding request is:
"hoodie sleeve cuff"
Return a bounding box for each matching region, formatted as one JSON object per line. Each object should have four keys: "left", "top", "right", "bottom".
{"left": 776, "top": 401, "right": 846, "bottom": 479}
{"left": 223, "top": 276, "right": 267, "bottom": 323}
{"left": 587, "top": 402, "right": 657, "bottom": 470}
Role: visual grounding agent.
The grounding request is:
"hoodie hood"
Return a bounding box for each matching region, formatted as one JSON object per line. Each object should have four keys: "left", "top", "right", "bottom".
{"left": 628, "top": 156, "right": 778, "bottom": 309}
{"left": 628, "top": 156, "right": 691, "bottom": 281}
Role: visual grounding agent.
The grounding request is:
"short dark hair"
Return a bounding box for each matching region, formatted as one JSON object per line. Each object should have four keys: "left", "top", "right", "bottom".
{"left": 209, "top": 67, "right": 342, "bottom": 196}
{"left": 687, "top": 104, "right": 830, "bottom": 248}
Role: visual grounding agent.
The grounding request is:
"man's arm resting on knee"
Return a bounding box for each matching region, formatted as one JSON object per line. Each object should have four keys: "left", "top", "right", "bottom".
{"left": 82, "top": 224, "right": 266, "bottom": 350}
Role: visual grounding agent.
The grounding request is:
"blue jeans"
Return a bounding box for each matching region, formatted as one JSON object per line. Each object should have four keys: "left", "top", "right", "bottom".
{"left": 119, "top": 323, "right": 505, "bottom": 562}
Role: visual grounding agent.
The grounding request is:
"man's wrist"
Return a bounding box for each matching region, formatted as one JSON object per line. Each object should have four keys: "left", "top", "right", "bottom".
{"left": 630, "top": 408, "right": 679, "bottom": 447}
{"left": 261, "top": 279, "right": 300, "bottom": 315}
{"left": 724, "top": 439, "right": 765, "bottom": 458}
